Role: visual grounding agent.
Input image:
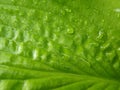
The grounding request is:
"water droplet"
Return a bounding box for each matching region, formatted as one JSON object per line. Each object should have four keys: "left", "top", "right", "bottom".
{"left": 44, "top": 30, "right": 49, "bottom": 37}
{"left": 17, "top": 43, "right": 23, "bottom": 54}
{"left": 48, "top": 41, "right": 53, "bottom": 51}
{"left": 67, "top": 27, "right": 74, "bottom": 34}
{"left": 27, "top": 10, "right": 35, "bottom": 17}
{"left": 43, "top": 15, "right": 48, "bottom": 22}
{"left": 113, "top": 61, "right": 119, "bottom": 70}
{"left": 41, "top": 54, "right": 46, "bottom": 60}
{"left": 14, "top": 30, "right": 19, "bottom": 40}
{"left": 11, "top": 16, "right": 17, "bottom": 23}
{"left": 60, "top": 10, "right": 65, "bottom": 15}
{"left": 84, "top": 21, "right": 88, "bottom": 25}
{"left": 0, "top": 38, "right": 5, "bottom": 49}
{"left": 118, "top": 48, "right": 120, "bottom": 51}
{"left": 11, "top": 0, "right": 15, "bottom": 2}
{"left": 114, "top": 8, "right": 120, "bottom": 12}
{"left": 53, "top": 34, "right": 57, "bottom": 41}
{"left": 97, "top": 30, "right": 104, "bottom": 40}
{"left": 65, "top": 8, "right": 71, "bottom": 13}
{"left": 33, "top": 49, "right": 38, "bottom": 60}
{"left": 102, "top": 19, "right": 105, "bottom": 23}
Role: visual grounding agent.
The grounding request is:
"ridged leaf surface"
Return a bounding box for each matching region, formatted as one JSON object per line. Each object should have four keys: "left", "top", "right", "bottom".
{"left": 0, "top": 0, "right": 120, "bottom": 90}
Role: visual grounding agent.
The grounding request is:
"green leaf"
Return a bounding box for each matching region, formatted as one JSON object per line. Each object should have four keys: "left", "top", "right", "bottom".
{"left": 0, "top": 0, "right": 120, "bottom": 90}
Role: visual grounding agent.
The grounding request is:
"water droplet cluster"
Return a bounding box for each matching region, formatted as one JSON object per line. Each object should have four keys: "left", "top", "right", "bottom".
{"left": 0, "top": 0, "right": 119, "bottom": 70}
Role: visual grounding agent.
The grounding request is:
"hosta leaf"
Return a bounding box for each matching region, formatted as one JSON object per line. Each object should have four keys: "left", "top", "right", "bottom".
{"left": 0, "top": 0, "right": 120, "bottom": 90}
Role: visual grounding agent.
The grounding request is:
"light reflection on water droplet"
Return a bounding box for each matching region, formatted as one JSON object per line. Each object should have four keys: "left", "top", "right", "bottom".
{"left": 53, "top": 34, "right": 57, "bottom": 41}
{"left": 33, "top": 49, "right": 38, "bottom": 60}
{"left": 113, "top": 9, "right": 120, "bottom": 18}
{"left": 67, "top": 27, "right": 74, "bottom": 34}
{"left": 114, "top": 8, "right": 120, "bottom": 12}
{"left": 65, "top": 8, "right": 71, "bottom": 13}
{"left": 118, "top": 48, "right": 120, "bottom": 51}
{"left": 102, "top": 19, "right": 105, "bottom": 23}
{"left": 11, "top": 0, "right": 15, "bottom": 2}
{"left": 17, "top": 43, "right": 23, "bottom": 54}
{"left": 97, "top": 30, "right": 104, "bottom": 40}
{"left": 84, "top": 21, "right": 88, "bottom": 25}
{"left": 41, "top": 54, "right": 46, "bottom": 60}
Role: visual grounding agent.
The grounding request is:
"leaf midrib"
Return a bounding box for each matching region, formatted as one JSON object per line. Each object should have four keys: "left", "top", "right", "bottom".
{"left": 0, "top": 63, "right": 120, "bottom": 85}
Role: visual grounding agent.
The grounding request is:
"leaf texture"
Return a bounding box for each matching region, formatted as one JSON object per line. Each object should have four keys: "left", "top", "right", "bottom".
{"left": 0, "top": 0, "right": 120, "bottom": 90}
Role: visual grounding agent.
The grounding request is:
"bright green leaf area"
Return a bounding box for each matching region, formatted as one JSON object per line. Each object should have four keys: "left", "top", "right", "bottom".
{"left": 0, "top": 0, "right": 120, "bottom": 90}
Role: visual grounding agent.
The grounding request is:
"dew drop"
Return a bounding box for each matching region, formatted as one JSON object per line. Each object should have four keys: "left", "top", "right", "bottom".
{"left": 44, "top": 30, "right": 49, "bottom": 37}
{"left": 113, "top": 61, "right": 119, "bottom": 70}
{"left": 0, "top": 38, "right": 5, "bottom": 49}
{"left": 102, "top": 19, "right": 105, "bottom": 23}
{"left": 65, "top": 8, "right": 71, "bottom": 13}
{"left": 67, "top": 27, "right": 74, "bottom": 34}
{"left": 84, "top": 21, "right": 88, "bottom": 25}
{"left": 118, "top": 48, "right": 120, "bottom": 51}
{"left": 33, "top": 49, "right": 38, "bottom": 60}
{"left": 60, "top": 10, "right": 65, "bottom": 15}
{"left": 97, "top": 30, "right": 104, "bottom": 40}
{"left": 48, "top": 41, "right": 53, "bottom": 51}
{"left": 17, "top": 43, "right": 23, "bottom": 54}
{"left": 114, "top": 8, "right": 120, "bottom": 12}
{"left": 41, "top": 54, "right": 46, "bottom": 60}
{"left": 11, "top": 16, "right": 17, "bottom": 23}
{"left": 11, "top": 0, "right": 15, "bottom": 2}
{"left": 14, "top": 30, "right": 19, "bottom": 40}
{"left": 53, "top": 34, "right": 57, "bottom": 41}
